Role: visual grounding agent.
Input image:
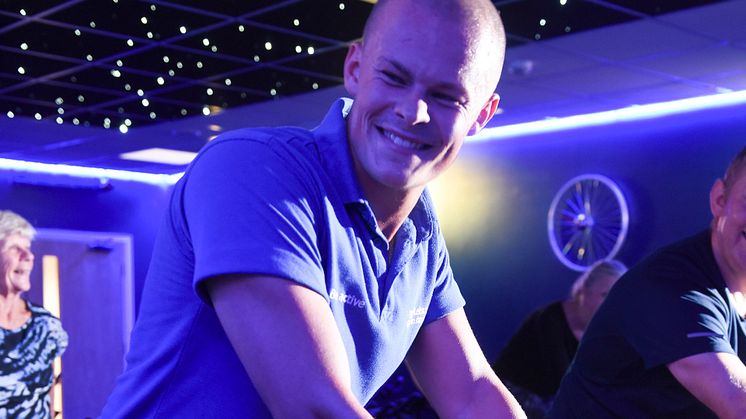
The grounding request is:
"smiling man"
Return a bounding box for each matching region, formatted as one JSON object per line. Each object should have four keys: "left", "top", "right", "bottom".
{"left": 102, "top": 1, "right": 524, "bottom": 418}
{"left": 550, "top": 146, "right": 746, "bottom": 418}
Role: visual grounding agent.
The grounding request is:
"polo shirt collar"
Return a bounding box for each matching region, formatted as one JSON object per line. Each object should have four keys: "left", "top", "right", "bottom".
{"left": 313, "top": 98, "right": 363, "bottom": 205}
{"left": 313, "top": 98, "right": 435, "bottom": 243}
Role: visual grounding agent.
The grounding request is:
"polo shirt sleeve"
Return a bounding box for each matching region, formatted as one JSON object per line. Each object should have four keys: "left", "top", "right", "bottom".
{"left": 621, "top": 264, "right": 734, "bottom": 369}
{"left": 423, "top": 230, "right": 465, "bottom": 325}
{"left": 182, "top": 136, "right": 327, "bottom": 303}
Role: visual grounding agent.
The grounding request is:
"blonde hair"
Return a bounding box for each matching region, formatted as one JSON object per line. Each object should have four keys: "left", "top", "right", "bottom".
{"left": 570, "top": 259, "right": 627, "bottom": 299}
{"left": 0, "top": 210, "right": 36, "bottom": 241}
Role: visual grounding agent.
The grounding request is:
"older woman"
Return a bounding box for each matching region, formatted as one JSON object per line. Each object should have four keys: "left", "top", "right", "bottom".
{"left": 0, "top": 210, "right": 67, "bottom": 418}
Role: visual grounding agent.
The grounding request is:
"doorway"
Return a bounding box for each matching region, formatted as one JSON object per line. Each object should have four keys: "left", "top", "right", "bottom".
{"left": 28, "top": 228, "right": 134, "bottom": 419}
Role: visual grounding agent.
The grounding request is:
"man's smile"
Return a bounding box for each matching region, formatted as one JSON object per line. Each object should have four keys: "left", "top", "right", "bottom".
{"left": 378, "top": 127, "right": 431, "bottom": 151}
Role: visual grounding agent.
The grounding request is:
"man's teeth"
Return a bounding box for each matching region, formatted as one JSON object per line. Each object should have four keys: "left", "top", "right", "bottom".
{"left": 384, "top": 130, "right": 425, "bottom": 150}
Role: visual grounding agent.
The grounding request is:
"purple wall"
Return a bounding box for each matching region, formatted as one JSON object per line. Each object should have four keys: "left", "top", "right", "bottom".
{"left": 0, "top": 177, "right": 171, "bottom": 312}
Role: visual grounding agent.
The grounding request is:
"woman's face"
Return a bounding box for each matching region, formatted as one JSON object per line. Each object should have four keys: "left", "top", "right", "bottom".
{"left": 0, "top": 233, "right": 34, "bottom": 295}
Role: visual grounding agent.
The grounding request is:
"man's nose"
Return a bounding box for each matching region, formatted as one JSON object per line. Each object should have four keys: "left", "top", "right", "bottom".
{"left": 395, "top": 94, "right": 430, "bottom": 126}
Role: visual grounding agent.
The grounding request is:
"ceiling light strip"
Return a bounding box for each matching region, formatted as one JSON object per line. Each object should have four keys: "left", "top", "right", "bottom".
{"left": 470, "top": 89, "right": 746, "bottom": 142}
{"left": 0, "top": 158, "right": 183, "bottom": 186}
{"left": 1, "top": 89, "right": 745, "bottom": 184}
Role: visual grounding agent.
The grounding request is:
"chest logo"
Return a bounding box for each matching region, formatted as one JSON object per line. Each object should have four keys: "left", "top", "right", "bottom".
{"left": 407, "top": 307, "right": 427, "bottom": 326}
{"left": 329, "top": 288, "right": 366, "bottom": 309}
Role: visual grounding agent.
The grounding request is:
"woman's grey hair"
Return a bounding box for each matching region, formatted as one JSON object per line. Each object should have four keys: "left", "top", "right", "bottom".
{"left": 0, "top": 210, "right": 36, "bottom": 241}
{"left": 570, "top": 259, "right": 627, "bottom": 299}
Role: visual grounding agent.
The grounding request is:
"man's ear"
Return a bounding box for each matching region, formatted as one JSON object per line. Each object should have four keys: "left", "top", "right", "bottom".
{"left": 468, "top": 93, "right": 500, "bottom": 135}
{"left": 710, "top": 178, "right": 727, "bottom": 218}
{"left": 343, "top": 41, "right": 363, "bottom": 97}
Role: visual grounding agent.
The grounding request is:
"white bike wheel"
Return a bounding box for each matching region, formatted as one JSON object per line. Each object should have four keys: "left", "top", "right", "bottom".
{"left": 548, "top": 174, "right": 629, "bottom": 271}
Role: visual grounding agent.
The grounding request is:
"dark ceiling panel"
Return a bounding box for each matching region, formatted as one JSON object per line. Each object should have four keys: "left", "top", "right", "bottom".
{"left": 0, "top": 0, "right": 730, "bottom": 166}
{"left": 287, "top": 47, "right": 350, "bottom": 79}
{"left": 61, "top": 66, "right": 162, "bottom": 98}
{"left": 6, "top": 83, "right": 120, "bottom": 113}
{"left": 497, "top": 0, "right": 638, "bottom": 42}
{"left": 4, "top": 21, "right": 133, "bottom": 61}
{"left": 2, "top": 100, "right": 57, "bottom": 119}
{"left": 157, "top": 83, "right": 266, "bottom": 108}
{"left": 251, "top": 0, "right": 371, "bottom": 42}
{"left": 0, "top": 14, "right": 16, "bottom": 28}
{"left": 0, "top": 1, "right": 64, "bottom": 15}
{"left": 0, "top": 75, "right": 18, "bottom": 90}
{"left": 222, "top": 67, "right": 338, "bottom": 98}
{"left": 0, "top": 50, "right": 74, "bottom": 80}
{"left": 171, "top": 22, "right": 333, "bottom": 64}
{"left": 44, "top": 1, "right": 217, "bottom": 39}
{"left": 112, "top": 46, "right": 246, "bottom": 80}
{"left": 168, "top": 0, "right": 284, "bottom": 18}
{"left": 601, "top": 0, "right": 726, "bottom": 15}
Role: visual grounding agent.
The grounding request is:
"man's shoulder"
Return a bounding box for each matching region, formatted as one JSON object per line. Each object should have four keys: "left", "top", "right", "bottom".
{"left": 606, "top": 230, "right": 724, "bottom": 315}
{"left": 206, "top": 125, "right": 316, "bottom": 153}
{"left": 187, "top": 125, "right": 323, "bottom": 175}
{"left": 628, "top": 230, "right": 716, "bottom": 283}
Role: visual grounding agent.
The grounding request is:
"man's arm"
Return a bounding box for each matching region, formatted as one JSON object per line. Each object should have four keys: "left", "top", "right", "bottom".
{"left": 668, "top": 352, "right": 746, "bottom": 418}
{"left": 207, "top": 275, "right": 373, "bottom": 419}
{"left": 405, "top": 308, "right": 526, "bottom": 418}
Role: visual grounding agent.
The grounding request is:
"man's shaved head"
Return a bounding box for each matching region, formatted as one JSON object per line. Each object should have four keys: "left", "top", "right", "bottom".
{"left": 362, "top": 0, "right": 506, "bottom": 93}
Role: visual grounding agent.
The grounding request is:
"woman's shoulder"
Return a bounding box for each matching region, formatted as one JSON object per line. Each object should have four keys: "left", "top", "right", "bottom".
{"left": 26, "top": 300, "right": 64, "bottom": 329}
{"left": 26, "top": 300, "right": 68, "bottom": 351}
{"left": 26, "top": 299, "right": 54, "bottom": 316}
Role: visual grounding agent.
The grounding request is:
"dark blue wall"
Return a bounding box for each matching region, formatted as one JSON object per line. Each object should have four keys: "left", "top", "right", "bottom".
{"left": 450, "top": 102, "right": 746, "bottom": 360}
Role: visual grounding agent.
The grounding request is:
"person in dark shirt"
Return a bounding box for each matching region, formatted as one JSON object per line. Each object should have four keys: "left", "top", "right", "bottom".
{"left": 493, "top": 260, "right": 626, "bottom": 416}
{"left": 550, "top": 146, "right": 746, "bottom": 418}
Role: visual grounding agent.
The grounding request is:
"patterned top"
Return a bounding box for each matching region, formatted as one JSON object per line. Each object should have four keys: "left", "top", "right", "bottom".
{"left": 0, "top": 300, "right": 68, "bottom": 419}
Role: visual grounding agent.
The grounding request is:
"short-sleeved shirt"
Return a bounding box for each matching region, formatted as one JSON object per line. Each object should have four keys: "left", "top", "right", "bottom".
{"left": 549, "top": 230, "right": 746, "bottom": 418}
{"left": 101, "top": 98, "right": 465, "bottom": 418}
{"left": 0, "top": 300, "right": 68, "bottom": 419}
{"left": 493, "top": 300, "right": 578, "bottom": 398}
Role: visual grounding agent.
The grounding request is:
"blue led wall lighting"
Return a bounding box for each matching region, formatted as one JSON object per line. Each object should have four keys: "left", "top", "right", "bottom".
{"left": 1, "top": 89, "right": 745, "bottom": 186}
{"left": 471, "top": 89, "right": 746, "bottom": 142}
{"left": 0, "top": 158, "right": 181, "bottom": 187}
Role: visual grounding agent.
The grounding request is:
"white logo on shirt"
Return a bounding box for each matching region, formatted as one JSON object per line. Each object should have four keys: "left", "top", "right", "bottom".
{"left": 407, "top": 307, "right": 427, "bottom": 326}
{"left": 329, "top": 288, "right": 366, "bottom": 309}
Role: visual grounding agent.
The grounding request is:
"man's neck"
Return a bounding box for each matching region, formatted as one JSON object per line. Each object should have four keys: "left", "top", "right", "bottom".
{"left": 711, "top": 232, "right": 746, "bottom": 294}
{"left": 367, "top": 185, "right": 423, "bottom": 243}
{"left": 730, "top": 291, "right": 746, "bottom": 318}
{"left": 348, "top": 146, "right": 426, "bottom": 242}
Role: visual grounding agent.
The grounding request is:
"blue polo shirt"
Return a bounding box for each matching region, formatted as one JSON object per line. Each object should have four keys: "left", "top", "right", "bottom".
{"left": 101, "top": 98, "right": 465, "bottom": 418}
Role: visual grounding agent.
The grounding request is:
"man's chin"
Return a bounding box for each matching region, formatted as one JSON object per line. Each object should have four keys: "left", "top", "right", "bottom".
{"left": 378, "top": 175, "right": 427, "bottom": 192}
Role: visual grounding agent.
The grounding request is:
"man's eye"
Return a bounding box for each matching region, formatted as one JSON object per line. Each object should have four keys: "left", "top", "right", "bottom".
{"left": 432, "top": 93, "right": 462, "bottom": 106}
{"left": 381, "top": 71, "right": 405, "bottom": 85}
